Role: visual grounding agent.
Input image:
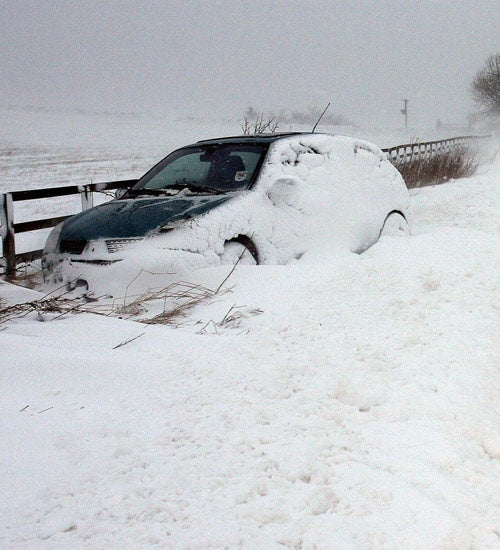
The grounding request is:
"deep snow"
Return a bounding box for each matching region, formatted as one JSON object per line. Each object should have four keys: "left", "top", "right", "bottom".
{"left": 0, "top": 112, "right": 499, "bottom": 548}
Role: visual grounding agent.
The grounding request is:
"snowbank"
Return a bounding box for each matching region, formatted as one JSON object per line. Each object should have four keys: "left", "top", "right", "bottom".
{"left": 1, "top": 153, "right": 499, "bottom": 547}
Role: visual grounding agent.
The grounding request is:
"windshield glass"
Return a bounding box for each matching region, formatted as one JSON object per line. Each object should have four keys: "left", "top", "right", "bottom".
{"left": 133, "top": 143, "right": 268, "bottom": 194}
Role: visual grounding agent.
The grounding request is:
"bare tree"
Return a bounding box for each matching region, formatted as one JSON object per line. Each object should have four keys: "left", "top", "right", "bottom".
{"left": 244, "top": 106, "right": 258, "bottom": 120}
{"left": 240, "top": 112, "right": 280, "bottom": 134}
{"left": 471, "top": 54, "right": 500, "bottom": 120}
{"left": 240, "top": 105, "right": 351, "bottom": 134}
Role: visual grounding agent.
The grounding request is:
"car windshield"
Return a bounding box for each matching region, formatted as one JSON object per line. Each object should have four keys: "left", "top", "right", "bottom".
{"left": 132, "top": 143, "right": 268, "bottom": 195}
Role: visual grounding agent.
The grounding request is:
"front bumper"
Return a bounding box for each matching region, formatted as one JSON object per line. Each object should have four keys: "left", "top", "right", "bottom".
{"left": 43, "top": 246, "right": 215, "bottom": 298}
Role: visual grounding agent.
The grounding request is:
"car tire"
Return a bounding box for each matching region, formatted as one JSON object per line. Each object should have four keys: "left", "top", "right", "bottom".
{"left": 220, "top": 240, "right": 258, "bottom": 265}
{"left": 379, "top": 212, "right": 409, "bottom": 238}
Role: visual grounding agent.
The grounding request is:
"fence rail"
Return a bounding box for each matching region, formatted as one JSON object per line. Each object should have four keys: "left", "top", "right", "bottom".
{"left": 384, "top": 134, "right": 491, "bottom": 161}
{"left": 0, "top": 135, "right": 492, "bottom": 279}
{"left": 0, "top": 179, "right": 138, "bottom": 278}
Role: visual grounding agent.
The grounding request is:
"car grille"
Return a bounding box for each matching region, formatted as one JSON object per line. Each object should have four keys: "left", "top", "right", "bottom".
{"left": 105, "top": 238, "right": 142, "bottom": 253}
{"left": 59, "top": 240, "right": 87, "bottom": 255}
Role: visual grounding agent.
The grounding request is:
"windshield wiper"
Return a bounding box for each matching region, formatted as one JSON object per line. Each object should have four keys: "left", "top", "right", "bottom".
{"left": 126, "top": 188, "right": 179, "bottom": 197}
{"left": 127, "top": 183, "right": 225, "bottom": 197}
{"left": 167, "top": 182, "right": 223, "bottom": 195}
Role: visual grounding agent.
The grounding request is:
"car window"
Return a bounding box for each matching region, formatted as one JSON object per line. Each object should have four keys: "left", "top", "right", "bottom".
{"left": 144, "top": 152, "right": 210, "bottom": 190}
{"left": 135, "top": 144, "right": 268, "bottom": 193}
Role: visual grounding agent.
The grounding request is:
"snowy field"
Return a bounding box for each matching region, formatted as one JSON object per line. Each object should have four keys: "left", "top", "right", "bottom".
{"left": 0, "top": 109, "right": 499, "bottom": 548}
{"left": 1, "top": 105, "right": 476, "bottom": 193}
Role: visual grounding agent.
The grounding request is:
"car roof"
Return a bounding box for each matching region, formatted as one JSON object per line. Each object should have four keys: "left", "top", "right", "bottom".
{"left": 193, "top": 132, "right": 317, "bottom": 146}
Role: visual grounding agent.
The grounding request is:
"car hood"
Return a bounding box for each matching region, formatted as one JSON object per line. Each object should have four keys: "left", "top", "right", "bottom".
{"left": 59, "top": 194, "right": 233, "bottom": 241}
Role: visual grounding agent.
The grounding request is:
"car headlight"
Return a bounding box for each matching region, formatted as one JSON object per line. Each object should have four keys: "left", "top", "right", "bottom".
{"left": 41, "top": 222, "right": 65, "bottom": 277}
{"left": 43, "top": 222, "right": 64, "bottom": 255}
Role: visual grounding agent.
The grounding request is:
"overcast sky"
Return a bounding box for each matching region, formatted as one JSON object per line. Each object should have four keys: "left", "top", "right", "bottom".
{"left": 1, "top": 0, "right": 498, "bottom": 128}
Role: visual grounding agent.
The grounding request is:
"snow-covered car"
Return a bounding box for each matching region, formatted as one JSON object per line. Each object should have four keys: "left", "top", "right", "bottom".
{"left": 42, "top": 132, "right": 411, "bottom": 292}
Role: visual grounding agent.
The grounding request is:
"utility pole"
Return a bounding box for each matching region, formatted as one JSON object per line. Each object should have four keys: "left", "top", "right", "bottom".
{"left": 401, "top": 99, "right": 409, "bottom": 131}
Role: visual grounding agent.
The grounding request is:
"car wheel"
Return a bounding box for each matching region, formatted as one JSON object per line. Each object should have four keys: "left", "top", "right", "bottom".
{"left": 380, "top": 212, "right": 409, "bottom": 238}
{"left": 220, "top": 240, "right": 258, "bottom": 265}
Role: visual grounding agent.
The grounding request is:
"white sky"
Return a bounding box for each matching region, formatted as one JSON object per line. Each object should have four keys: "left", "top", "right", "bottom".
{"left": 1, "top": 0, "right": 499, "bottom": 128}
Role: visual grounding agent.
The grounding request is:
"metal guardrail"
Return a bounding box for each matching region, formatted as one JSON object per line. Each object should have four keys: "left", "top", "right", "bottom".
{"left": 0, "top": 134, "right": 492, "bottom": 279}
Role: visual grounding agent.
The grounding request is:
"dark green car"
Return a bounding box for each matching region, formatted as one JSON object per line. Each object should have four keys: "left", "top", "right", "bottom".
{"left": 42, "top": 132, "right": 410, "bottom": 290}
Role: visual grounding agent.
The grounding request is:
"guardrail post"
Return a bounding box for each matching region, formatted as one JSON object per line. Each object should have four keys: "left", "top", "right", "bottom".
{"left": 0, "top": 193, "right": 16, "bottom": 279}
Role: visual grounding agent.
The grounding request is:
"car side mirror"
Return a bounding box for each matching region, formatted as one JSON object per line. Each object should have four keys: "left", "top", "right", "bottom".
{"left": 267, "top": 177, "right": 299, "bottom": 208}
{"left": 114, "top": 188, "right": 128, "bottom": 199}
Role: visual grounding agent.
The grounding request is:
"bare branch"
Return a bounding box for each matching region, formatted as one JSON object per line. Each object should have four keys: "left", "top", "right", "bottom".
{"left": 240, "top": 112, "right": 280, "bottom": 134}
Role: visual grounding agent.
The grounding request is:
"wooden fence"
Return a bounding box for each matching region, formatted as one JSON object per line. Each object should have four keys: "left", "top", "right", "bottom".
{"left": 0, "top": 179, "right": 137, "bottom": 278}
{"left": 0, "top": 135, "right": 492, "bottom": 279}
{"left": 384, "top": 135, "right": 490, "bottom": 161}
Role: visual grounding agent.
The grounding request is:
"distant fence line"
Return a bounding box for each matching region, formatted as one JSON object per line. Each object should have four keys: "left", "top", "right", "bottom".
{"left": 384, "top": 134, "right": 491, "bottom": 161}
{"left": 0, "top": 135, "right": 492, "bottom": 279}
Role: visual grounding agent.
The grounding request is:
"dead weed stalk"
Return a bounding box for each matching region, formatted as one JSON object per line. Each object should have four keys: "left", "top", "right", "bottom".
{"left": 1, "top": 261, "right": 242, "bottom": 327}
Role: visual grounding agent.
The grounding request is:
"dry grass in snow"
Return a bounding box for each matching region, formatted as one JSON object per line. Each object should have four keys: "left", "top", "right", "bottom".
{"left": 391, "top": 145, "right": 480, "bottom": 188}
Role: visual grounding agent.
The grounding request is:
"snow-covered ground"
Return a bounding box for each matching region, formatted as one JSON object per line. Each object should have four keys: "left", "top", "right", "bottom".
{"left": 0, "top": 111, "right": 499, "bottom": 548}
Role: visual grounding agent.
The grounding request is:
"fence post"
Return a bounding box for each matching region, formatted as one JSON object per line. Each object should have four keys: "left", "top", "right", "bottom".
{"left": 80, "top": 185, "right": 94, "bottom": 210}
{"left": 0, "top": 193, "right": 16, "bottom": 279}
